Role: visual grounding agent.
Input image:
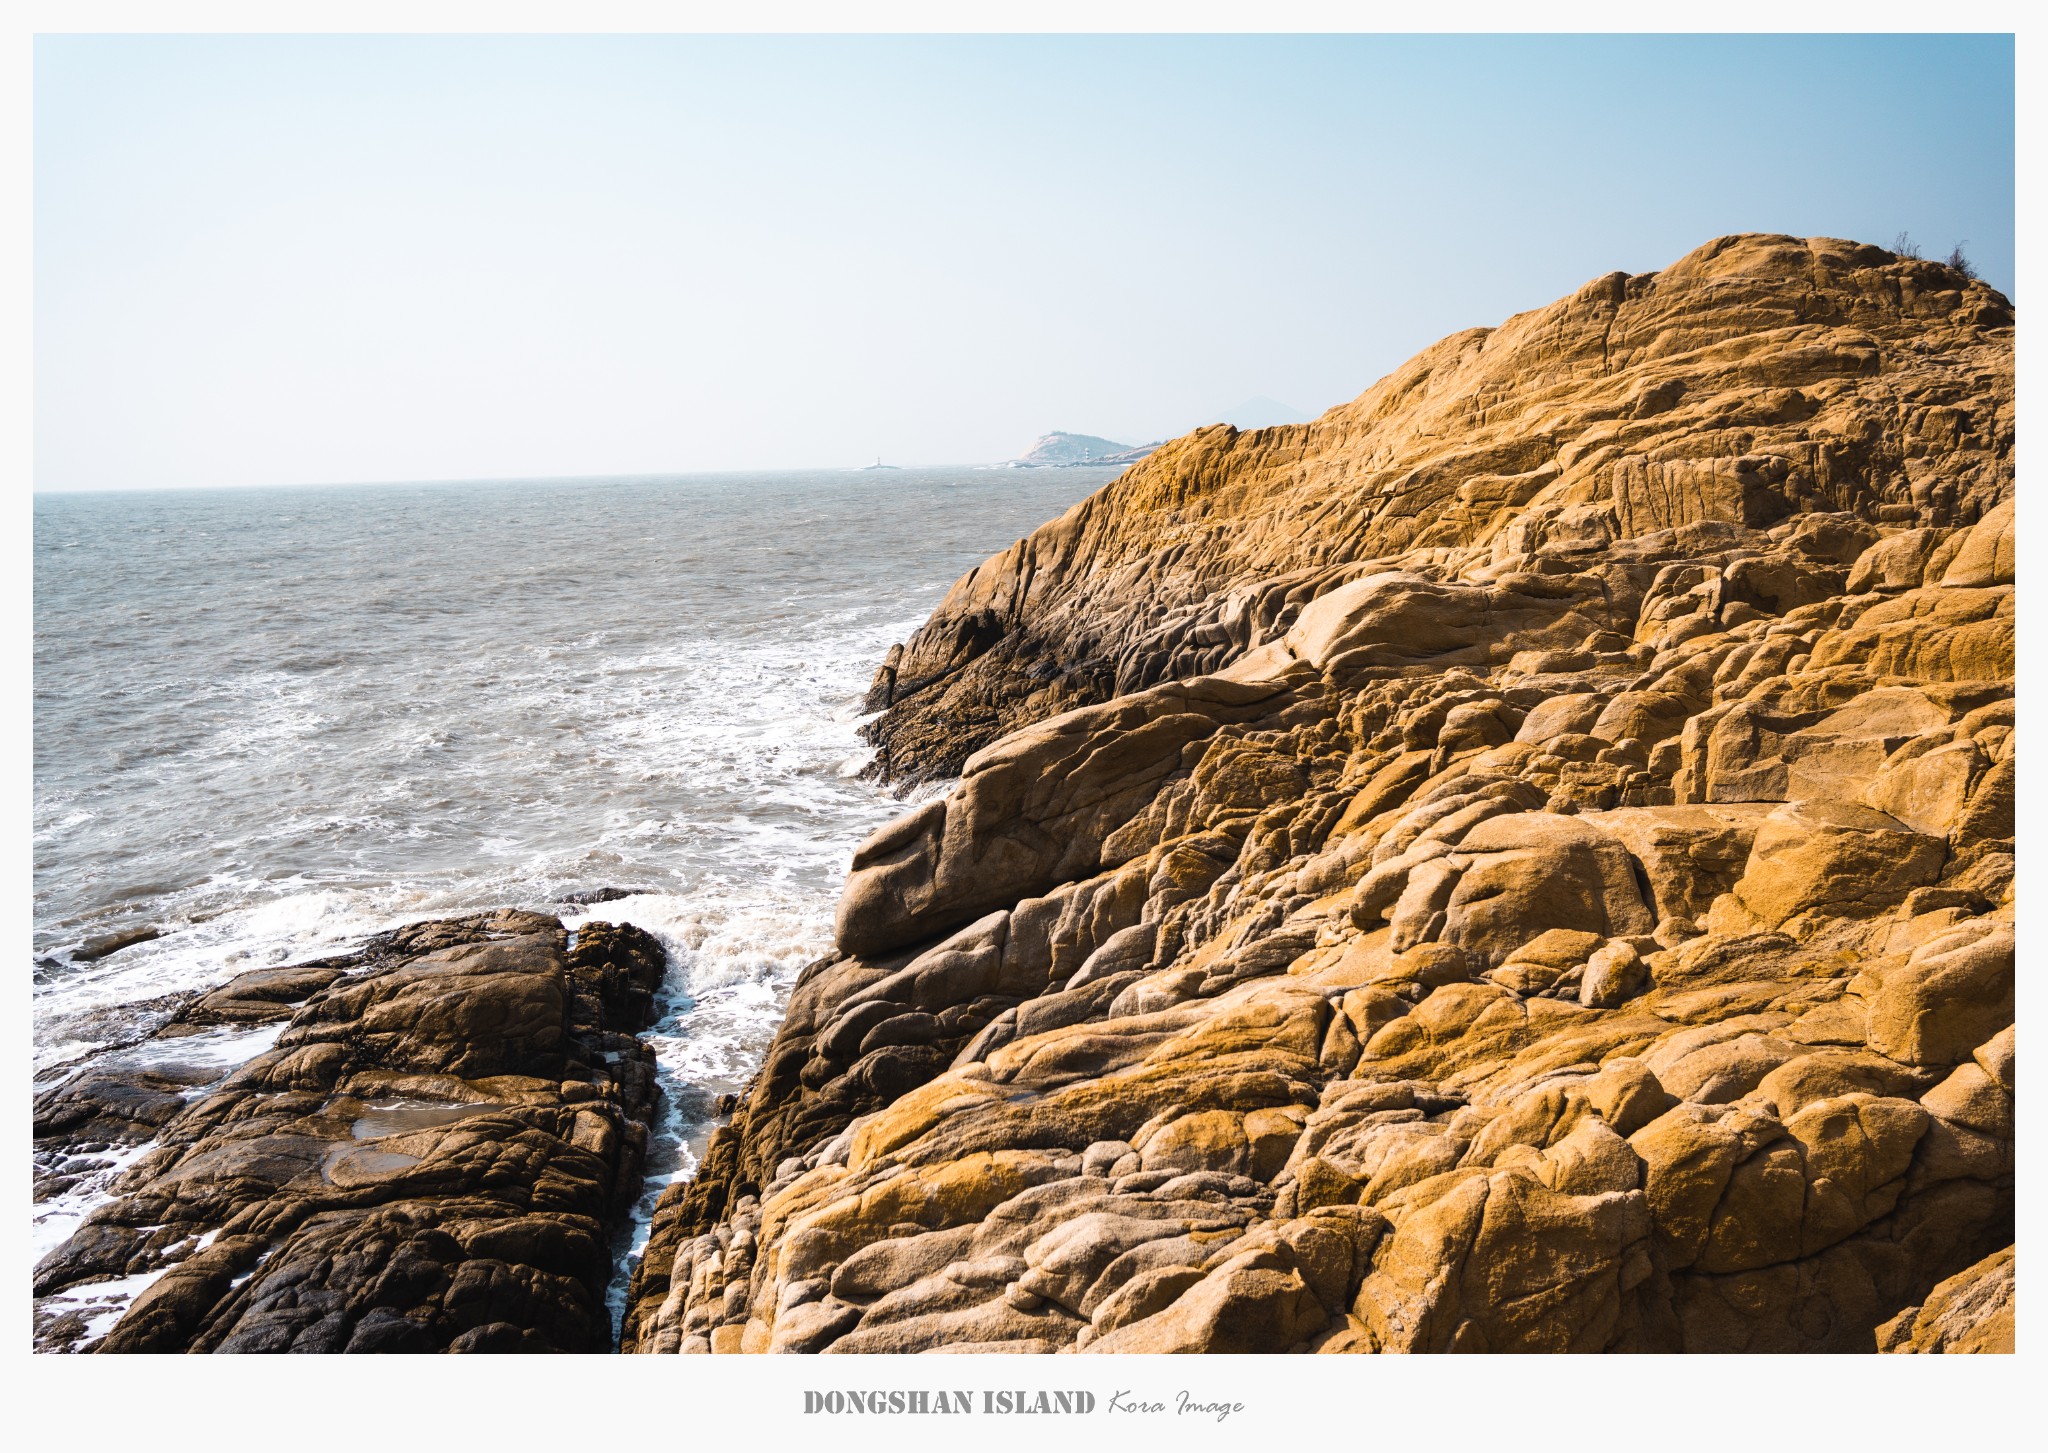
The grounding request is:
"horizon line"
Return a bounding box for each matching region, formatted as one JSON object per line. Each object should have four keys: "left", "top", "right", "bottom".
{"left": 30, "top": 458, "right": 1151, "bottom": 496}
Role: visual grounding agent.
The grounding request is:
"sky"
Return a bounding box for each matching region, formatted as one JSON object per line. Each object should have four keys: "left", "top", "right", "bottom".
{"left": 34, "top": 33, "right": 2016, "bottom": 491}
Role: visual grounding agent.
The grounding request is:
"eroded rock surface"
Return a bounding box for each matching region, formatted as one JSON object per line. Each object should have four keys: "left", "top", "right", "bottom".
{"left": 1877, "top": 1244, "right": 2016, "bottom": 1352}
{"left": 34, "top": 911, "right": 666, "bottom": 1353}
{"left": 625, "top": 235, "right": 2014, "bottom": 1355}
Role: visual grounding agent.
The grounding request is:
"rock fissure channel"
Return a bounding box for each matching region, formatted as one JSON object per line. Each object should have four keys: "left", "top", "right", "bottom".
{"left": 37, "top": 233, "right": 2017, "bottom": 1353}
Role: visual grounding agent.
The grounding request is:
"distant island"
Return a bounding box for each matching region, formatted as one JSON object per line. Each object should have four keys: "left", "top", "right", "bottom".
{"left": 1004, "top": 403, "right": 1313, "bottom": 469}
{"left": 1004, "top": 432, "right": 1162, "bottom": 468}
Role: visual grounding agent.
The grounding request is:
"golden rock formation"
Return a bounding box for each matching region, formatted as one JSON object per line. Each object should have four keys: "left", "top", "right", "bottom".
{"left": 623, "top": 234, "right": 2014, "bottom": 1355}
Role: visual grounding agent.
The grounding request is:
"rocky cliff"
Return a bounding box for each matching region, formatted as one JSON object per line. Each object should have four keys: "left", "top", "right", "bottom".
{"left": 623, "top": 235, "right": 2015, "bottom": 1354}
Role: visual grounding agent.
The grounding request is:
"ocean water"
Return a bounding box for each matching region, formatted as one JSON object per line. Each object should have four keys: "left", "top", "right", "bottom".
{"left": 31, "top": 466, "right": 1116, "bottom": 1336}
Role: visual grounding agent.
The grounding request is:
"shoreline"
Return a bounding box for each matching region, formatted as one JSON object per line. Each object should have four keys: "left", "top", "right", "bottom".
{"left": 33, "top": 234, "right": 2018, "bottom": 1354}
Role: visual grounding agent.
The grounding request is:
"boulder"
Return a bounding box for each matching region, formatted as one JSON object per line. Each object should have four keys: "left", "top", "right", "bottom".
{"left": 1440, "top": 813, "right": 1655, "bottom": 968}
{"left": 1848, "top": 528, "right": 1950, "bottom": 594}
{"left": 1719, "top": 800, "right": 1946, "bottom": 930}
{"left": 1937, "top": 500, "right": 2015, "bottom": 588}
{"left": 835, "top": 675, "right": 1288, "bottom": 958}
{"left": 179, "top": 963, "right": 350, "bottom": 1026}
{"left": 1584, "top": 805, "right": 1773, "bottom": 921}
{"left": 1864, "top": 922, "right": 2014, "bottom": 1067}
{"left": 1579, "top": 940, "right": 1648, "bottom": 1009}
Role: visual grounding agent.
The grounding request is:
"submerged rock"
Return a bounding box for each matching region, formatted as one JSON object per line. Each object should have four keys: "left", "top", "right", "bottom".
{"left": 74, "top": 926, "right": 163, "bottom": 962}
{"left": 626, "top": 234, "right": 2014, "bottom": 1355}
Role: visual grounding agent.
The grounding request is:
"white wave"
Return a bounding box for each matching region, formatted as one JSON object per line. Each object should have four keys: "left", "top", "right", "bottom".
{"left": 34, "top": 468, "right": 1096, "bottom": 1342}
{"left": 32, "top": 886, "right": 414, "bottom": 1070}
{"left": 33, "top": 1140, "right": 159, "bottom": 1266}
{"left": 121, "top": 1022, "right": 288, "bottom": 1075}
{"left": 43, "top": 1268, "right": 175, "bottom": 1351}
{"left": 32, "top": 810, "right": 96, "bottom": 844}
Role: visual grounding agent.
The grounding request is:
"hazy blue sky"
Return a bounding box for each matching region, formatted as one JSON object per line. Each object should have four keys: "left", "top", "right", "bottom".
{"left": 36, "top": 33, "right": 2015, "bottom": 491}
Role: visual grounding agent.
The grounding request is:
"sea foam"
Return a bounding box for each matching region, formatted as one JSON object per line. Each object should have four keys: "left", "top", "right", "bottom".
{"left": 32, "top": 467, "right": 1121, "bottom": 1341}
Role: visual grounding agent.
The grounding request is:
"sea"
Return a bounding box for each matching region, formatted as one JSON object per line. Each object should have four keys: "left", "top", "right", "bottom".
{"left": 30, "top": 465, "right": 1116, "bottom": 1342}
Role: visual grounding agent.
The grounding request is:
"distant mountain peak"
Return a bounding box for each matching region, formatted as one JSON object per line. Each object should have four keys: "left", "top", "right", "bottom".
{"left": 1209, "top": 396, "right": 1310, "bottom": 431}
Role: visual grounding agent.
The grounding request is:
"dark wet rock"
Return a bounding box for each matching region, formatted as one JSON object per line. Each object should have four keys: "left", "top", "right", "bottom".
{"left": 172, "top": 963, "right": 352, "bottom": 1029}
{"left": 560, "top": 887, "right": 649, "bottom": 906}
{"left": 567, "top": 918, "right": 667, "bottom": 1039}
{"left": 74, "top": 926, "right": 163, "bottom": 962}
{"left": 375, "top": 908, "right": 567, "bottom": 958}
{"left": 34, "top": 913, "right": 669, "bottom": 1355}
{"left": 32, "top": 991, "right": 207, "bottom": 1080}
{"left": 34, "top": 1066, "right": 206, "bottom": 1146}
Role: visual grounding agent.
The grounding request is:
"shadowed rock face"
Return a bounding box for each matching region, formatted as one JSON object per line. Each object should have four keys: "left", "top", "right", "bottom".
{"left": 34, "top": 912, "right": 667, "bottom": 1353}
{"left": 1877, "top": 1244, "right": 2015, "bottom": 1353}
{"left": 625, "top": 235, "right": 2013, "bottom": 1356}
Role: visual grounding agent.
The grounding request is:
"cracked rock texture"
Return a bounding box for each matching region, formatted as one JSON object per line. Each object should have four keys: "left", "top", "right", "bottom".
{"left": 623, "top": 235, "right": 2014, "bottom": 1355}
{"left": 35, "top": 912, "right": 666, "bottom": 1353}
